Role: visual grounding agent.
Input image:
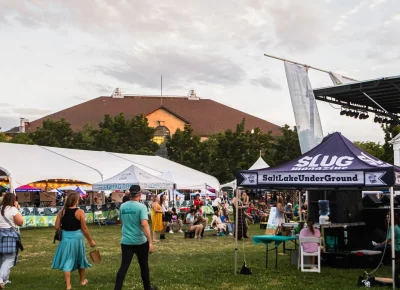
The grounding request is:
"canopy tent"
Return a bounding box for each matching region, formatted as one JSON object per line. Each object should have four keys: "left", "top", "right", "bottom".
{"left": 237, "top": 132, "right": 400, "bottom": 189}
{"left": 0, "top": 143, "right": 102, "bottom": 191}
{"left": 158, "top": 189, "right": 185, "bottom": 199}
{"left": 92, "top": 165, "right": 174, "bottom": 191}
{"left": 112, "top": 152, "right": 220, "bottom": 190}
{"left": 237, "top": 132, "right": 400, "bottom": 286}
{"left": 221, "top": 156, "right": 269, "bottom": 189}
{"left": 0, "top": 143, "right": 219, "bottom": 192}
{"left": 157, "top": 171, "right": 207, "bottom": 190}
{"left": 190, "top": 190, "right": 216, "bottom": 197}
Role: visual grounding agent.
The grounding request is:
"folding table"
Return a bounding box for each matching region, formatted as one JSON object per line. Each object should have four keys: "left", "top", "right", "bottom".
{"left": 253, "top": 235, "right": 298, "bottom": 269}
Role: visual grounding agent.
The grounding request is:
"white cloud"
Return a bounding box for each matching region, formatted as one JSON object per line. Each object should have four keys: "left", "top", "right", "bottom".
{"left": 369, "top": 0, "right": 387, "bottom": 9}
{"left": 333, "top": 1, "right": 366, "bottom": 31}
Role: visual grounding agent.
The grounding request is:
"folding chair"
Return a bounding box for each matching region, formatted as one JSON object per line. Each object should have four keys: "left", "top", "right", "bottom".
{"left": 94, "top": 211, "right": 107, "bottom": 226}
{"left": 298, "top": 237, "right": 321, "bottom": 273}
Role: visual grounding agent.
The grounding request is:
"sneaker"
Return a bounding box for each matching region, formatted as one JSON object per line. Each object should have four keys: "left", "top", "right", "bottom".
{"left": 178, "top": 230, "right": 183, "bottom": 233}
{"left": 150, "top": 286, "right": 158, "bottom": 290}
{"left": 311, "top": 267, "right": 318, "bottom": 271}
{"left": 169, "top": 230, "right": 174, "bottom": 234}
{"left": 229, "top": 233, "right": 233, "bottom": 236}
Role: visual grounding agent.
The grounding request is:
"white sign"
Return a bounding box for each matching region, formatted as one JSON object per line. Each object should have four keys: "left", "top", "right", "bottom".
{"left": 365, "top": 172, "right": 386, "bottom": 186}
{"left": 395, "top": 172, "right": 400, "bottom": 185}
{"left": 257, "top": 171, "right": 364, "bottom": 185}
{"left": 267, "top": 207, "right": 277, "bottom": 226}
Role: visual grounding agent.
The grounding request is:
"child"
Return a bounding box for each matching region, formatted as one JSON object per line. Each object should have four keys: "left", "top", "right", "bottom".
{"left": 170, "top": 208, "right": 183, "bottom": 233}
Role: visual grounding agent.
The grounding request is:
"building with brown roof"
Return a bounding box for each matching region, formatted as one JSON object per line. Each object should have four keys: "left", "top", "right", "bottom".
{"left": 9, "top": 92, "right": 281, "bottom": 156}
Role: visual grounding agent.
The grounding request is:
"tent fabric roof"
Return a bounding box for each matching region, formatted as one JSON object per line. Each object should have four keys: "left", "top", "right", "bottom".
{"left": 221, "top": 157, "right": 269, "bottom": 189}
{"left": 0, "top": 142, "right": 220, "bottom": 190}
{"left": 313, "top": 76, "right": 400, "bottom": 115}
{"left": 248, "top": 156, "right": 270, "bottom": 170}
{"left": 93, "top": 165, "right": 174, "bottom": 191}
{"left": 237, "top": 132, "right": 400, "bottom": 189}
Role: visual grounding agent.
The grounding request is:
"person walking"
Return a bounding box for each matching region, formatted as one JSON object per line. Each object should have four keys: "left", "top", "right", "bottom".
{"left": 114, "top": 185, "right": 157, "bottom": 290}
{"left": 52, "top": 192, "right": 96, "bottom": 290}
{"left": 0, "top": 193, "right": 24, "bottom": 288}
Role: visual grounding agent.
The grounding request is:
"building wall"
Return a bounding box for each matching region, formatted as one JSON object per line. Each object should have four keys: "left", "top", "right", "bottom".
{"left": 146, "top": 108, "right": 187, "bottom": 134}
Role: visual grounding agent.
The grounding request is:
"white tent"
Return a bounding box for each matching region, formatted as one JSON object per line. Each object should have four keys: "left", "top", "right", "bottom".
{"left": 190, "top": 190, "right": 216, "bottom": 197}
{"left": 158, "top": 189, "right": 185, "bottom": 199}
{"left": 113, "top": 153, "right": 220, "bottom": 190}
{"left": 220, "top": 156, "right": 269, "bottom": 189}
{"left": 157, "top": 171, "right": 209, "bottom": 190}
{"left": 0, "top": 143, "right": 219, "bottom": 192}
{"left": 92, "top": 165, "right": 174, "bottom": 191}
{"left": 0, "top": 142, "right": 102, "bottom": 191}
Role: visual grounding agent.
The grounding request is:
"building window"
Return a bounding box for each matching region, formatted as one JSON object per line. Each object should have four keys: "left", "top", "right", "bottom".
{"left": 153, "top": 126, "right": 170, "bottom": 145}
{"left": 153, "top": 126, "right": 170, "bottom": 158}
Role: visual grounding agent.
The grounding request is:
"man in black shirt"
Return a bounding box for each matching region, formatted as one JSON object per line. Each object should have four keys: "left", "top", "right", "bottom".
{"left": 122, "top": 190, "right": 130, "bottom": 203}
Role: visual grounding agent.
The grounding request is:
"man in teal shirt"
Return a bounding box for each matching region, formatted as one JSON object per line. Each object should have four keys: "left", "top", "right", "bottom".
{"left": 114, "top": 185, "right": 157, "bottom": 290}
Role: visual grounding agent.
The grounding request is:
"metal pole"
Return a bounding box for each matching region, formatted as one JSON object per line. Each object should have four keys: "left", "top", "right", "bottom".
{"left": 263, "top": 53, "right": 358, "bottom": 82}
{"left": 360, "top": 90, "right": 400, "bottom": 125}
{"left": 299, "top": 191, "right": 302, "bottom": 223}
{"left": 390, "top": 186, "right": 395, "bottom": 290}
{"left": 234, "top": 188, "right": 239, "bottom": 274}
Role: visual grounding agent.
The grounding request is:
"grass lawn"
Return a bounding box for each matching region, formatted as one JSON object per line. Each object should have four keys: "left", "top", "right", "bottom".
{"left": 11, "top": 223, "right": 392, "bottom": 290}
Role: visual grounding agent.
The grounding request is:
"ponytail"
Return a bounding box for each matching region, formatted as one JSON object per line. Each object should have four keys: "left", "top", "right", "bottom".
{"left": 307, "top": 218, "right": 315, "bottom": 235}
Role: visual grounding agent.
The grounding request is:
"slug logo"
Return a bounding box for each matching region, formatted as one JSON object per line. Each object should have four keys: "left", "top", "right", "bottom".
{"left": 292, "top": 154, "right": 354, "bottom": 170}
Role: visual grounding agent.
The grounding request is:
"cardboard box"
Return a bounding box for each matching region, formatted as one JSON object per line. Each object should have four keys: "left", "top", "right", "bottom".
{"left": 40, "top": 192, "right": 57, "bottom": 202}
{"left": 16, "top": 192, "right": 35, "bottom": 203}
{"left": 111, "top": 192, "right": 124, "bottom": 203}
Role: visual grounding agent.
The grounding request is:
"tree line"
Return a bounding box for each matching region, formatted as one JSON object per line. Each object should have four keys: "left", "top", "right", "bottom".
{"left": 0, "top": 114, "right": 396, "bottom": 183}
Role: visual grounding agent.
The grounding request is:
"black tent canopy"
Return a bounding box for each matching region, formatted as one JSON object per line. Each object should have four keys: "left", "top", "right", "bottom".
{"left": 237, "top": 132, "right": 400, "bottom": 190}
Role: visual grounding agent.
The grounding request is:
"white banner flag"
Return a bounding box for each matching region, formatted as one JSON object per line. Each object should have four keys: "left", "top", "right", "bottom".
{"left": 284, "top": 62, "right": 324, "bottom": 154}
{"left": 329, "top": 72, "right": 354, "bottom": 86}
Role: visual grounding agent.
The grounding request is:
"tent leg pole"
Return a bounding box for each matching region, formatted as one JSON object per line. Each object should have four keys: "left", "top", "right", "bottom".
{"left": 390, "top": 187, "right": 396, "bottom": 290}
{"left": 299, "top": 191, "right": 302, "bottom": 223}
{"left": 234, "top": 188, "right": 239, "bottom": 274}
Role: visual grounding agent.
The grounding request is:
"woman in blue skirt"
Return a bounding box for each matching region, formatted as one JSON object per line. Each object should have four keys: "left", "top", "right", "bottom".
{"left": 52, "top": 192, "right": 96, "bottom": 290}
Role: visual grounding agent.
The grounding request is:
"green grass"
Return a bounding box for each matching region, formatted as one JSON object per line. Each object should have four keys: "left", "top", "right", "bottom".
{"left": 11, "top": 224, "right": 392, "bottom": 290}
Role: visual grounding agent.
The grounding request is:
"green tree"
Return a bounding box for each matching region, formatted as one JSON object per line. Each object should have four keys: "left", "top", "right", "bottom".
{"left": 91, "top": 113, "right": 158, "bottom": 154}
{"left": 166, "top": 125, "right": 203, "bottom": 170}
{"left": 30, "top": 119, "right": 74, "bottom": 148}
{"left": 0, "top": 133, "right": 7, "bottom": 143}
{"left": 72, "top": 124, "right": 95, "bottom": 150}
{"left": 381, "top": 124, "right": 400, "bottom": 163}
{"left": 354, "top": 141, "right": 385, "bottom": 160}
{"left": 269, "top": 125, "right": 301, "bottom": 166}
{"left": 9, "top": 133, "right": 34, "bottom": 144}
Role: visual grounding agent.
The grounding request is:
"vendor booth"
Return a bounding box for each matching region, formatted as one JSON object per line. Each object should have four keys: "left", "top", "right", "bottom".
{"left": 236, "top": 132, "right": 400, "bottom": 283}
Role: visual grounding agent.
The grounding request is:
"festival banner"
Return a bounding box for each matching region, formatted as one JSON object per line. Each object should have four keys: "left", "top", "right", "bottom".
{"left": 258, "top": 171, "right": 364, "bottom": 186}
{"left": 284, "top": 62, "right": 324, "bottom": 154}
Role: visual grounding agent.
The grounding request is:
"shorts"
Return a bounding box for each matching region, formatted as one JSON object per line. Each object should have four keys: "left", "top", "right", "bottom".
{"left": 163, "top": 213, "right": 172, "bottom": 222}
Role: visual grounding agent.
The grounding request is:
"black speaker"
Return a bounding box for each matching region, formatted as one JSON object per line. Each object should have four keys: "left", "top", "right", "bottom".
{"left": 362, "top": 194, "right": 383, "bottom": 208}
{"left": 381, "top": 195, "right": 399, "bottom": 206}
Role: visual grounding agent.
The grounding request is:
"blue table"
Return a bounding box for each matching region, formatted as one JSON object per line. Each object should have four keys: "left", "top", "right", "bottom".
{"left": 253, "top": 235, "right": 299, "bottom": 269}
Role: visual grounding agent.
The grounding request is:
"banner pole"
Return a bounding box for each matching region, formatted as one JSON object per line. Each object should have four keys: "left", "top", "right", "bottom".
{"left": 390, "top": 186, "right": 395, "bottom": 290}
{"left": 263, "top": 53, "right": 358, "bottom": 81}
{"left": 234, "top": 188, "right": 239, "bottom": 274}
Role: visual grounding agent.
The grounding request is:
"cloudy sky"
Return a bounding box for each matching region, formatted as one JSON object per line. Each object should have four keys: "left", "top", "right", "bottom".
{"left": 0, "top": 0, "right": 399, "bottom": 143}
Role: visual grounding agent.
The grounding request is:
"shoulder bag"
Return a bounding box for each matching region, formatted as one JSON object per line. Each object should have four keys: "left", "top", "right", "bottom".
{"left": 1, "top": 210, "right": 23, "bottom": 252}
{"left": 53, "top": 209, "right": 65, "bottom": 243}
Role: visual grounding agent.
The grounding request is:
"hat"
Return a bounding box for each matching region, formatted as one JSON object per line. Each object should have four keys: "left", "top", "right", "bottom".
{"left": 287, "top": 202, "right": 292, "bottom": 206}
{"left": 129, "top": 185, "right": 141, "bottom": 197}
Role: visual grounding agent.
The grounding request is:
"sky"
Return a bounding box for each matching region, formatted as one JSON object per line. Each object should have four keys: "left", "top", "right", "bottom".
{"left": 0, "top": 0, "right": 399, "bottom": 143}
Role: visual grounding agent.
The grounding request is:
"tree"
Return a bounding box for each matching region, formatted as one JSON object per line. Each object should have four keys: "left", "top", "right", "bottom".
{"left": 0, "top": 133, "right": 7, "bottom": 143}
{"left": 166, "top": 125, "right": 203, "bottom": 170}
{"left": 381, "top": 124, "right": 400, "bottom": 163}
{"left": 72, "top": 124, "right": 95, "bottom": 150}
{"left": 9, "top": 133, "right": 34, "bottom": 145}
{"left": 91, "top": 114, "right": 159, "bottom": 155}
{"left": 30, "top": 119, "right": 74, "bottom": 148}
{"left": 270, "top": 125, "right": 301, "bottom": 166}
{"left": 354, "top": 141, "right": 385, "bottom": 160}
